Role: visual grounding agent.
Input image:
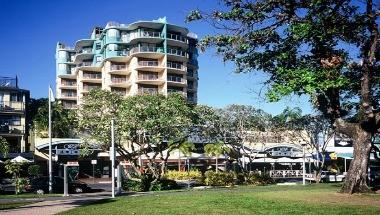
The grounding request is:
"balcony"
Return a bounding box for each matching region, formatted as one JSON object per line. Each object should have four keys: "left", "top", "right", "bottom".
{"left": 136, "top": 61, "right": 164, "bottom": 72}
{"left": 83, "top": 73, "right": 102, "bottom": 79}
{"left": 167, "top": 33, "right": 188, "bottom": 48}
{"left": 167, "top": 76, "right": 186, "bottom": 86}
{"left": 137, "top": 74, "right": 164, "bottom": 85}
{"left": 130, "top": 46, "right": 164, "bottom": 58}
{"left": 60, "top": 93, "right": 77, "bottom": 100}
{"left": 60, "top": 81, "right": 77, "bottom": 89}
{"left": 167, "top": 33, "right": 186, "bottom": 42}
{"left": 0, "top": 124, "right": 25, "bottom": 136}
{"left": 0, "top": 101, "right": 25, "bottom": 112}
{"left": 167, "top": 48, "right": 187, "bottom": 57}
{"left": 110, "top": 77, "right": 130, "bottom": 88}
{"left": 167, "top": 62, "right": 186, "bottom": 74}
{"left": 125, "top": 31, "right": 163, "bottom": 44}
{"left": 138, "top": 61, "right": 159, "bottom": 67}
{"left": 78, "top": 61, "right": 93, "bottom": 67}
{"left": 80, "top": 48, "right": 93, "bottom": 54}
{"left": 138, "top": 88, "right": 158, "bottom": 95}
{"left": 83, "top": 85, "right": 101, "bottom": 92}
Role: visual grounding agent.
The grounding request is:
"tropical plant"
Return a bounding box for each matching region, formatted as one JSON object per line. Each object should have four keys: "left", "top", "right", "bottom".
{"left": 4, "top": 160, "right": 25, "bottom": 194}
{"left": 204, "top": 142, "right": 230, "bottom": 172}
{"left": 28, "top": 164, "right": 41, "bottom": 178}
{"left": 0, "top": 136, "right": 9, "bottom": 158}
{"left": 187, "top": 0, "right": 380, "bottom": 194}
{"left": 204, "top": 170, "right": 235, "bottom": 186}
{"left": 177, "top": 141, "right": 196, "bottom": 171}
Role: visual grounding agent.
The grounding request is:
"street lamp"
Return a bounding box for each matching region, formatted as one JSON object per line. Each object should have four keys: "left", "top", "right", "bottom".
{"left": 301, "top": 142, "right": 307, "bottom": 185}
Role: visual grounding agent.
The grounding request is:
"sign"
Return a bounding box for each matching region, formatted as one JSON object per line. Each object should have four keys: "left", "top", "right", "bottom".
{"left": 55, "top": 144, "right": 80, "bottom": 155}
{"left": 266, "top": 147, "right": 302, "bottom": 158}
{"left": 91, "top": 160, "right": 97, "bottom": 165}
{"left": 66, "top": 161, "right": 79, "bottom": 166}
{"left": 334, "top": 133, "right": 353, "bottom": 147}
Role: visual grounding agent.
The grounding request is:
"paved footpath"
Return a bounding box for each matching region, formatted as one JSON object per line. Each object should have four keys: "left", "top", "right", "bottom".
{"left": 0, "top": 193, "right": 110, "bottom": 215}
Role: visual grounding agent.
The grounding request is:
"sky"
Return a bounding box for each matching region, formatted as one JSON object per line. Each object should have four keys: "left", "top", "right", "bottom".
{"left": 0, "top": 0, "right": 312, "bottom": 115}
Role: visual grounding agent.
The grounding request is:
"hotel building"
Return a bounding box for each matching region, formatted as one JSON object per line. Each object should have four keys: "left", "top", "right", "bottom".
{"left": 56, "top": 18, "right": 198, "bottom": 108}
{"left": 0, "top": 76, "right": 30, "bottom": 155}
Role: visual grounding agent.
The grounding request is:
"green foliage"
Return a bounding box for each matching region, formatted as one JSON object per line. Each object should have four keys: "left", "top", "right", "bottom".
{"left": 122, "top": 176, "right": 179, "bottom": 192}
{"left": 79, "top": 89, "right": 196, "bottom": 180}
{"left": 27, "top": 165, "right": 40, "bottom": 178}
{"left": 32, "top": 99, "right": 77, "bottom": 138}
{"left": 245, "top": 172, "right": 274, "bottom": 186}
{"left": 0, "top": 137, "right": 9, "bottom": 158}
{"left": 204, "top": 170, "right": 235, "bottom": 186}
{"left": 165, "top": 170, "right": 203, "bottom": 183}
{"left": 204, "top": 142, "right": 230, "bottom": 158}
{"left": 4, "top": 160, "right": 24, "bottom": 194}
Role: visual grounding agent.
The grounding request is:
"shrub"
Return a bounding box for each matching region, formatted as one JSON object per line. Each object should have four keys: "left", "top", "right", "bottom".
{"left": 28, "top": 165, "right": 40, "bottom": 178}
{"left": 150, "top": 178, "right": 180, "bottom": 191}
{"left": 246, "top": 172, "right": 274, "bottom": 185}
{"left": 122, "top": 174, "right": 179, "bottom": 192}
{"left": 204, "top": 171, "right": 235, "bottom": 186}
{"left": 165, "top": 170, "right": 203, "bottom": 184}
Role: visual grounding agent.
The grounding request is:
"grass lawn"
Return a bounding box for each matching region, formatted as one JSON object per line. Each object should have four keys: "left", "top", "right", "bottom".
{"left": 0, "top": 202, "right": 34, "bottom": 210}
{"left": 60, "top": 184, "right": 380, "bottom": 215}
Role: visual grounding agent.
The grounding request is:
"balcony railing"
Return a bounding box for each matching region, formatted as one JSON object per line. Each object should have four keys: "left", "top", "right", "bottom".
{"left": 0, "top": 101, "right": 25, "bottom": 112}
{"left": 79, "top": 62, "right": 93, "bottom": 67}
{"left": 138, "top": 88, "right": 158, "bottom": 95}
{"left": 138, "top": 74, "right": 159, "bottom": 80}
{"left": 130, "top": 46, "right": 164, "bottom": 54}
{"left": 167, "top": 33, "right": 186, "bottom": 42}
{"left": 111, "top": 64, "right": 127, "bottom": 70}
{"left": 140, "top": 31, "right": 161, "bottom": 38}
{"left": 167, "top": 76, "right": 185, "bottom": 83}
{"left": 138, "top": 61, "right": 159, "bottom": 67}
{"left": 0, "top": 124, "right": 25, "bottom": 135}
{"left": 61, "top": 81, "right": 76, "bottom": 86}
{"left": 83, "top": 73, "right": 102, "bottom": 79}
{"left": 61, "top": 92, "right": 77, "bottom": 97}
{"left": 62, "top": 102, "right": 77, "bottom": 109}
{"left": 80, "top": 48, "right": 93, "bottom": 54}
{"left": 167, "top": 48, "right": 186, "bottom": 57}
{"left": 111, "top": 78, "right": 127, "bottom": 84}
{"left": 83, "top": 85, "right": 101, "bottom": 91}
{"left": 167, "top": 62, "right": 185, "bottom": 70}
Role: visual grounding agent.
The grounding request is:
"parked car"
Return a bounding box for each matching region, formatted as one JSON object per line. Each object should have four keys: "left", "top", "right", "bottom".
{"left": 27, "top": 176, "right": 90, "bottom": 194}
{"left": 0, "top": 178, "right": 15, "bottom": 193}
{"left": 368, "top": 166, "right": 380, "bottom": 187}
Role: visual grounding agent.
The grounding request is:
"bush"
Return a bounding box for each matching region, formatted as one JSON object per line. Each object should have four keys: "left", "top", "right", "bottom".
{"left": 122, "top": 174, "right": 179, "bottom": 192}
{"left": 165, "top": 170, "right": 203, "bottom": 184}
{"left": 204, "top": 171, "right": 235, "bottom": 186}
{"left": 28, "top": 165, "right": 40, "bottom": 178}
{"left": 150, "top": 178, "right": 180, "bottom": 191}
{"left": 246, "top": 172, "right": 274, "bottom": 185}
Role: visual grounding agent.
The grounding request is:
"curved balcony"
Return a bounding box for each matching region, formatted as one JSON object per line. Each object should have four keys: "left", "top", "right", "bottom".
{"left": 167, "top": 48, "right": 188, "bottom": 61}
{"left": 75, "top": 39, "right": 95, "bottom": 51}
{"left": 136, "top": 74, "right": 164, "bottom": 85}
{"left": 81, "top": 72, "right": 102, "bottom": 83}
{"left": 77, "top": 62, "right": 101, "bottom": 72}
{"left": 167, "top": 76, "right": 187, "bottom": 87}
{"left": 74, "top": 48, "right": 94, "bottom": 64}
{"left": 167, "top": 33, "right": 188, "bottom": 49}
{"left": 130, "top": 46, "right": 164, "bottom": 59}
{"left": 105, "top": 50, "right": 131, "bottom": 62}
{"left": 127, "top": 31, "right": 163, "bottom": 45}
{"left": 167, "top": 62, "right": 186, "bottom": 74}
{"left": 110, "top": 78, "right": 131, "bottom": 88}
{"left": 109, "top": 63, "right": 130, "bottom": 75}
{"left": 136, "top": 61, "right": 165, "bottom": 72}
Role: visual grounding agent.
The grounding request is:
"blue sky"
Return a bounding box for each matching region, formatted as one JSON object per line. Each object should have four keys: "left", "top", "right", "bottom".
{"left": 0, "top": 0, "right": 312, "bottom": 115}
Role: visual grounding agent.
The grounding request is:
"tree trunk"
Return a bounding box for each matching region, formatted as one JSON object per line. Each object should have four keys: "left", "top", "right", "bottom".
{"left": 341, "top": 129, "right": 372, "bottom": 194}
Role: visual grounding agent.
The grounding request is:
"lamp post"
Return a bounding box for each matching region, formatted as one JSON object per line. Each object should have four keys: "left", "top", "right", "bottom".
{"left": 111, "top": 119, "right": 115, "bottom": 198}
{"left": 301, "top": 142, "right": 307, "bottom": 185}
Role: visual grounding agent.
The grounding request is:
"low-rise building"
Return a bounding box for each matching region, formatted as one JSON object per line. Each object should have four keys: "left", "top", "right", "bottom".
{"left": 0, "top": 76, "right": 31, "bottom": 158}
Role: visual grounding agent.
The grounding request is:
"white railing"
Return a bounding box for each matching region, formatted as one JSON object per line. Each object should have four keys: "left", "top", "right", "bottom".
{"left": 111, "top": 64, "right": 127, "bottom": 70}
{"left": 138, "top": 61, "right": 159, "bottom": 67}
{"left": 167, "top": 62, "right": 185, "bottom": 70}
{"left": 167, "top": 33, "right": 186, "bottom": 42}
{"left": 269, "top": 170, "right": 303, "bottom": 178}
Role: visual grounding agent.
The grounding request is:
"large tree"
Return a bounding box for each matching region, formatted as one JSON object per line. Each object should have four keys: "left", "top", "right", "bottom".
{"left": 187, "top": 0, "right": 379, "bottom": 193}
{"left": 79, "top": 90, "right": 196, "bottom": 182}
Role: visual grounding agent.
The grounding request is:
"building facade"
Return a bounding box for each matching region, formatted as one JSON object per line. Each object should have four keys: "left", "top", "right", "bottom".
{"left": 56, "top": 18, "right": 198, "bottom": 108}
{"left": 0, "top": 76, "right": 30, "bottom": 155}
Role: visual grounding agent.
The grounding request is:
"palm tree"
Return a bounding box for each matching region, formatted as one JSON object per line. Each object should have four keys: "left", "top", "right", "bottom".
{"left": 177, "top": 141, "right": 195, "bottom": 171}
{"left": 204, "top": 142, "right": 230, "bottom": 172}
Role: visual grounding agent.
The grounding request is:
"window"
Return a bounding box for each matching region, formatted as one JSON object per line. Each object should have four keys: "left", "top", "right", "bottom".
{"left": 107, "top": 29, "right": 119, "bottom": 38}
{"left": 10, "top": 93, "right": 22, "bottom": 102}
{"left": 96, "top": 56, "right": 102, "bottom": 63}
{"left": 12, "top": 116, "right": 21, "bottom": 126}
{"left": 107, "top": 44, "right": 118, "bottom": 51}
{"left": 95, "top": 43, "right": 101, "bottom": 50}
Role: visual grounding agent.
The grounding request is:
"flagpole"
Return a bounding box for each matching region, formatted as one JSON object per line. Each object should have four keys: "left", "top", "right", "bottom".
{"left": 48, "top": 85, "right": 53, "bottom": 194}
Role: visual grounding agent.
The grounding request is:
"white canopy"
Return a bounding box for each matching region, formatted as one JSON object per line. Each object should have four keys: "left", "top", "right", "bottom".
{"left": 11, "top": 156, "right": 32, "bottom": 163}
